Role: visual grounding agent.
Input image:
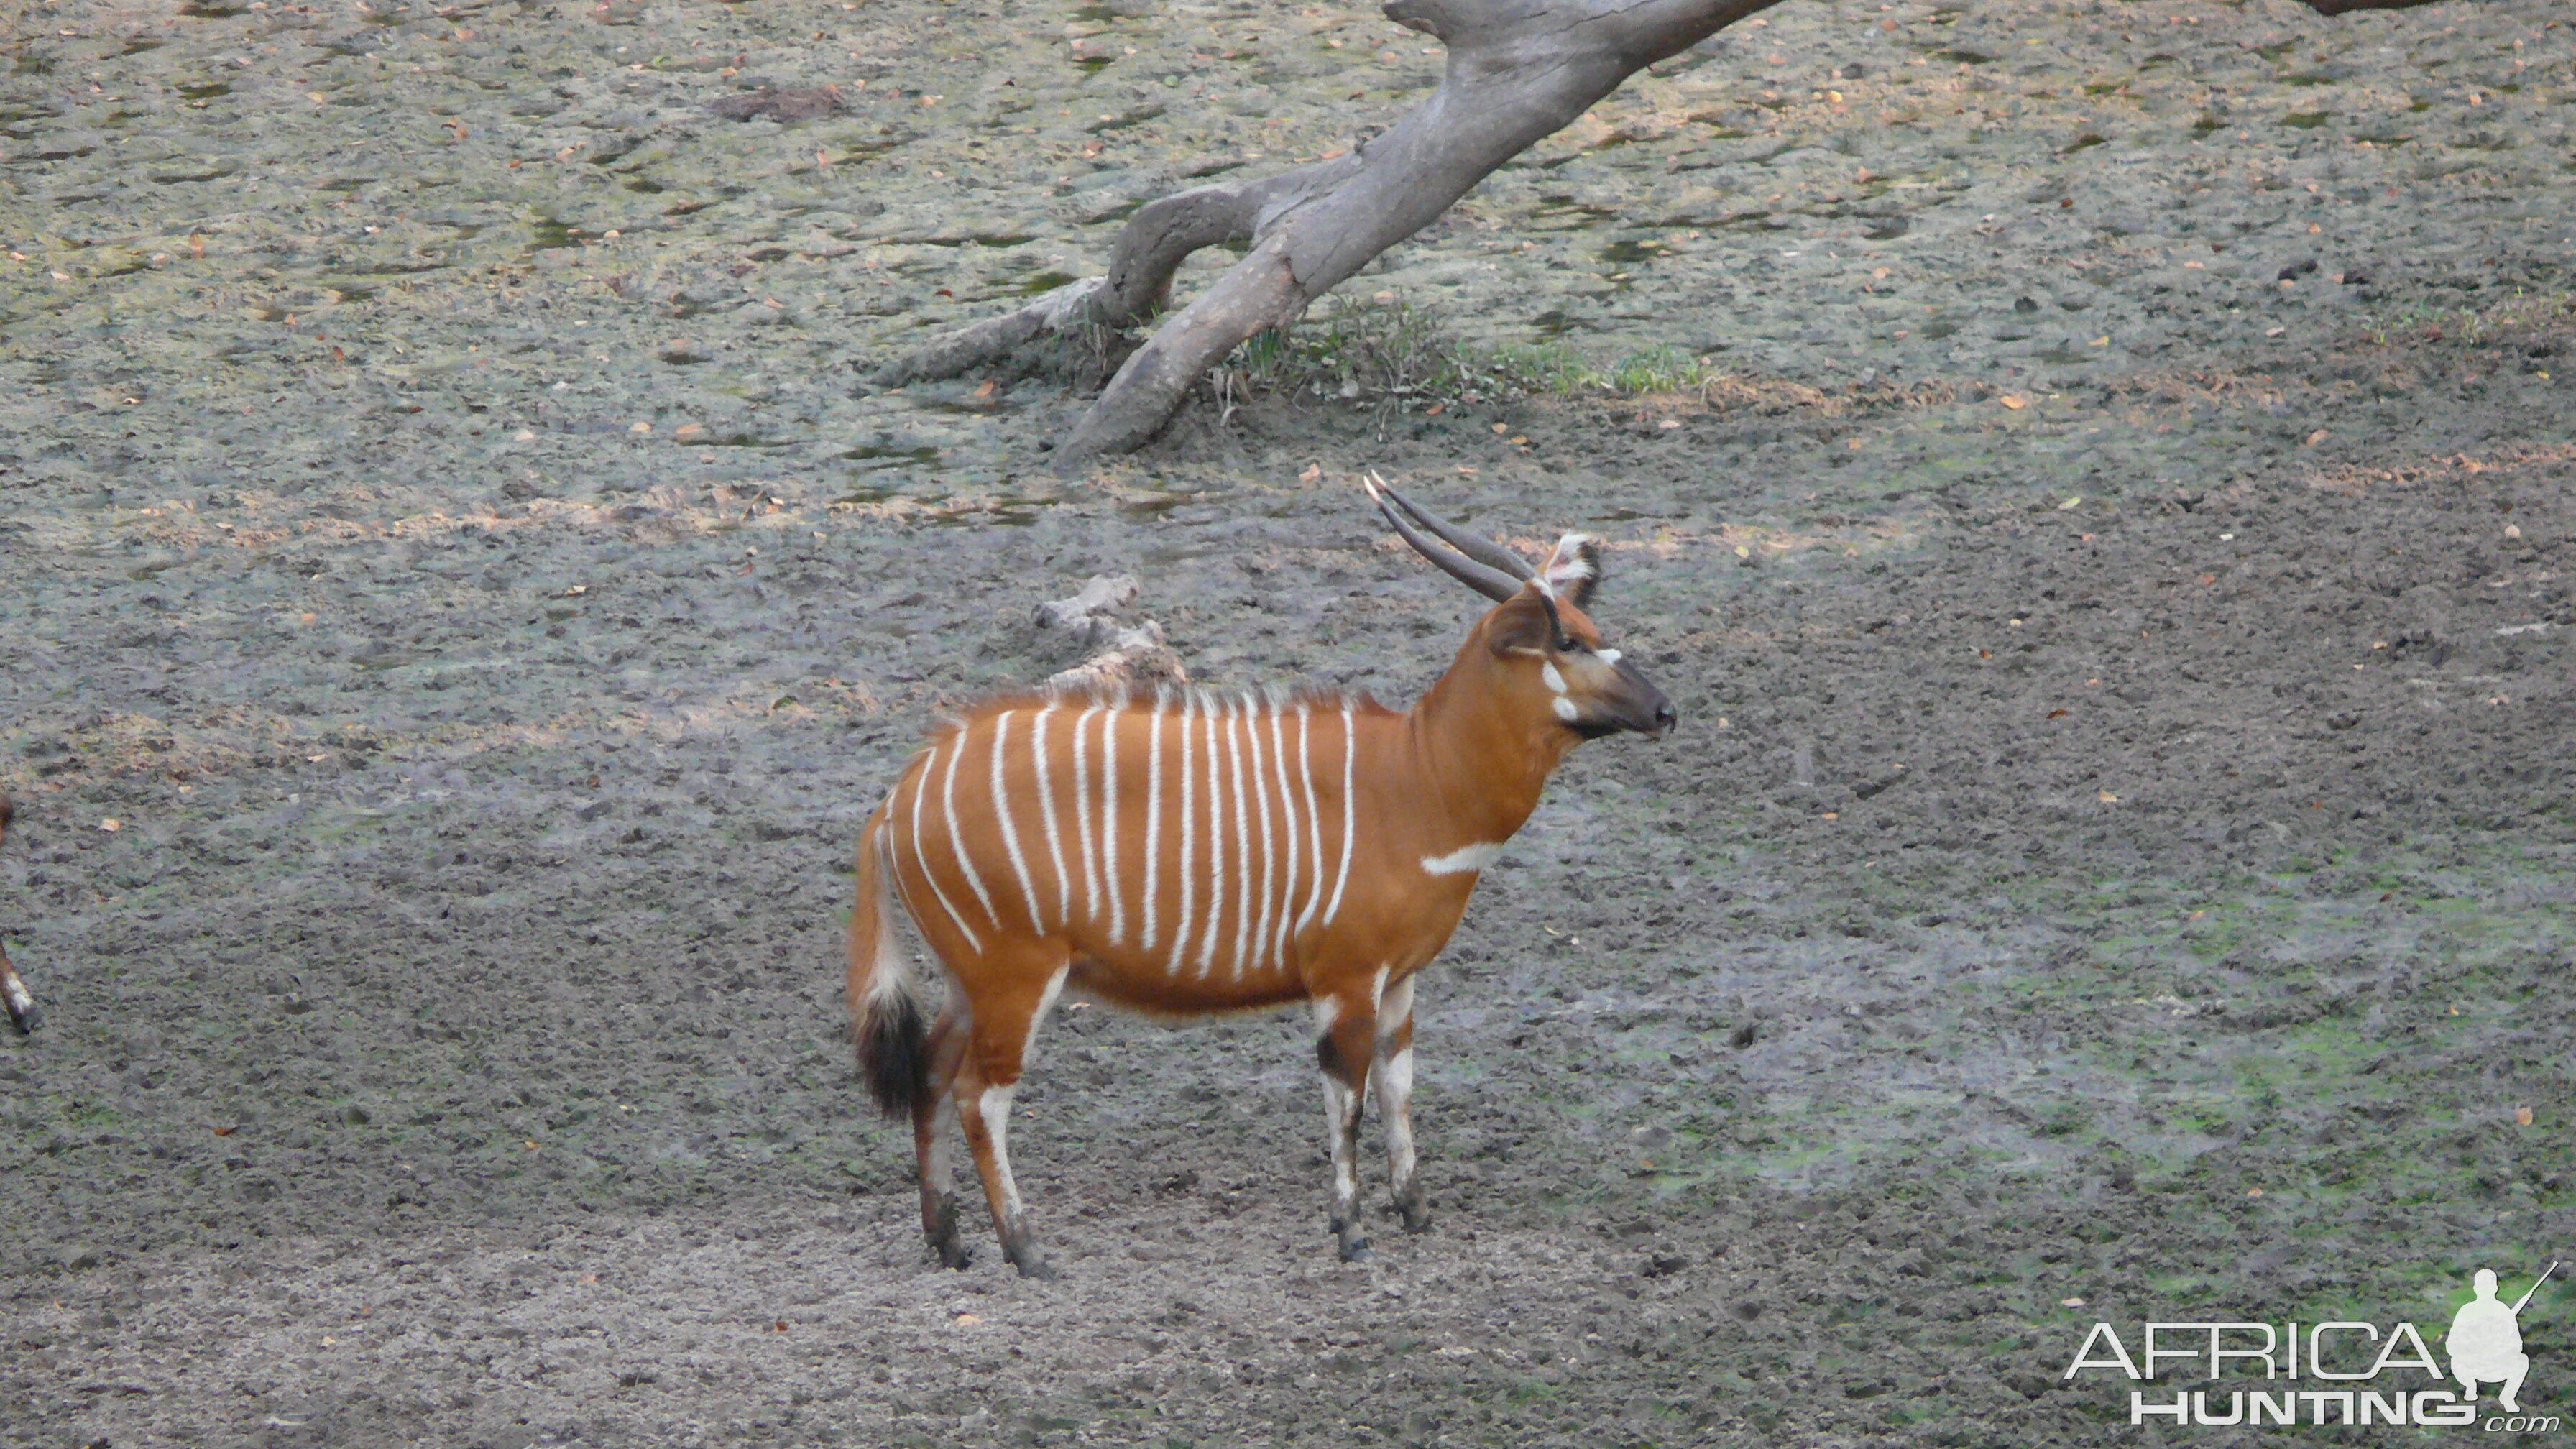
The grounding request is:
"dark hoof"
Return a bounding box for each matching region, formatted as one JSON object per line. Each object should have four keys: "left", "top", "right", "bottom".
{"left": 6, "top": 1003, "right": 35, "bottom": 1036}
{"left": 1338, "top": 1237, "right": 1374, "bottom": 1263}
{"left": 1399, "top": 1202, "right": 1432, "bottom": 1235}
{"left": 936, "top": 1241, "right": 973, "bottom": 1270}
{"left": 1007, "top": 1249, "right": 1057, "bottom": 1280}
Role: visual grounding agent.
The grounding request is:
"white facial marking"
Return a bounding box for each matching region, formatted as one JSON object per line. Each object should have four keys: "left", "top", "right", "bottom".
{"left": 1552, "top": 696, "right": 1581, "bottom": 722}
{"left": 1419, "top": 842, "right": 1503, "bottom": 876}
{"left": 1541, "top": 661, "right": 1568, "bottom": 695}
{"left": 1596, "top": 648, "right": 1621, "bottom": 665}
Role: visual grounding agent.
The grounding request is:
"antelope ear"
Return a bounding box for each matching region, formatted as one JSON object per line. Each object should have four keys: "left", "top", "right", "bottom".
{"left": 1485, "top": 588, "right": 1558, "bottom": 655}
{"left": 1539, "top": 533, "right": 1601, "bottom": 608}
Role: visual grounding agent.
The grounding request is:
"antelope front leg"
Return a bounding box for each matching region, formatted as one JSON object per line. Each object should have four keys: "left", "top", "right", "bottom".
{"left": 1376, "top": 975, "right": 1427, "bottom": 1233}
{"left": 1313, "top": 986, "right": 1380, "bottom": 1262}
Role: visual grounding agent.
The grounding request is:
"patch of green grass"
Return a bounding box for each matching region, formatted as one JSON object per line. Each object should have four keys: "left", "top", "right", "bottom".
{"left": 2363, "top": 286, "right": 2576, "bottom": 348}
{"left": 1220, "top": 293, "right": 1734, "bottom": 406}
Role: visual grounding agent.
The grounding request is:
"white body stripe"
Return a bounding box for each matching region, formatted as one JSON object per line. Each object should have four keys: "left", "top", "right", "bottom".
{"left": 1420, "top": 842, "right": 1502, "bottom": 875}
{"left": 1170, "top": 696, "right": 1197, "bottom": 976}
{"left": 989, "top": 712, "right": 1044, "bottom": 928}
{"left": 1072, "top": 704, "right": 1102, "bottom": 926}
{"left": 1031, "top": 706, "right": 1070, "bottom": 923}
{"left": 1246, "top": 698, "right": 1279, "bottom": 973}
{"left": 1267, "top": 709, "right": 1302, "bottom": 965}
{"left": 1294, "top": 709, "right": 1327, "bottom": 936}
{"left": 939, "top": 737, "right": 1000, "bottom": 926}
{"left": 1322, "top": 704, "right": 1358, "bottom": 925}
{"left": 1225, "top": 698, "right": 1255, "bottom": 975}
{"left": 1196, "top": 699, "right": 1230, "bottom": 976}
{"left": 1142, "top": 706, "right": 1164, "bottom": 952}
{"left": 908, "top": 747, "right": 981, "bottom": 951}
{"left": 1101, "top": 707, "right": 1125, "bottom": 947}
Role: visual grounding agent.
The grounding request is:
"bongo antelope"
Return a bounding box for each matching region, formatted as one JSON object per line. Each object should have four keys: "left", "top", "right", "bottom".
{"left": 847, "top": 479, "right": 1674, "bottom": 1274}
{"left": 1, "top": 797, "right": 34, "bottom": 1036}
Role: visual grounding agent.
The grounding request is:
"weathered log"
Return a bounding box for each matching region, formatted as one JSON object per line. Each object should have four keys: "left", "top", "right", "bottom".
{"left": 887, "top": 0, "right": 2465, "bottom": 471}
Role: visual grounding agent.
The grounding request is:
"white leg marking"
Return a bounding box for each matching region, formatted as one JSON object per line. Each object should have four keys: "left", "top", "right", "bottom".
{"left": 940, "top": 729, "right": 1000, "bottom": 924}
{"left": 978, "top": 1083, "right": 1024, "bottom": 1218}
{"left": 1419, "top": 842, "right": 1503, "bottom": 876}
{"left": 989, "top": 712, "right": 1044, "bottom": 930}
{"left": 1266, "top": 709, "right": 1300, "bottom": 970}
{"left": 914, "top": 744, "right": 984, "bottom": 950}
{"left": 1169, "top": 695, "right": 1197, "bottom": 978}
{"left": 1024, "top": 965, "right": 1070, "bottom": 1064}
{"left": 1226, "top": 698, "right": 1256, "bottom": 977}
{"left": 1072, "top": 704, "right": 1102, "bottom": 927}
{"left": 1321, "top": 704, "right": 1358, "bottom": 926}
{"left": 1031, "top": 706, "right": 1070, "bottom": 924}
{"left": 1370, "top": 965, "right": 1389, "bottom": 1017}
{"left": 1320, "top": 1073, "right": 1362, "bottom": 1221}
{"left": 1381, "top": 1043, "right": 1417, "bottom": 1191}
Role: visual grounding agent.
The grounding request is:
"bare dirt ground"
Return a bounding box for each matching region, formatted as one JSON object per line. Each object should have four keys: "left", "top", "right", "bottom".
{"left": 4, "top": 0, "right": 2572, "bottom": 1445}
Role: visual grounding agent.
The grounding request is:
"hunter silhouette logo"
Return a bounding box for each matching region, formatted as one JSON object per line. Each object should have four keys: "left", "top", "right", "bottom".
{"left": 2450, "top": 1264, "right": 2556, "bottom": 1414}
{"left": 2062, "top": 1262, "right": 2560, "bottom": 1430}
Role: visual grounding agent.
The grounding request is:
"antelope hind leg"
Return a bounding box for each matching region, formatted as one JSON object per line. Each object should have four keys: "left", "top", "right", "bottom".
{"left": 916, "top": 1003, "right": 972, "bottom": 1269}
{"left": 953, "top": 955, "right": 1071, "bottom": 1279}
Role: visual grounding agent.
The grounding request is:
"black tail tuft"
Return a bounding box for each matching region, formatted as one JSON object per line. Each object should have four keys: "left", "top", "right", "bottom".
{"left": 857, "top": 991, "right": 931, "bottom": 1119}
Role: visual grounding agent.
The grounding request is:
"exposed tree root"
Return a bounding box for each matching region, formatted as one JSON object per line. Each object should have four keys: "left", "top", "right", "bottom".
{"left": 886, "top": 0, "right": 2460, "bottom": 472}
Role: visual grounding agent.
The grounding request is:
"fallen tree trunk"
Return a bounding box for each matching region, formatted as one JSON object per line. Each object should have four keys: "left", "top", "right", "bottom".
{"left": 888, "top": 0, "right": 2458, "bottom": 472}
